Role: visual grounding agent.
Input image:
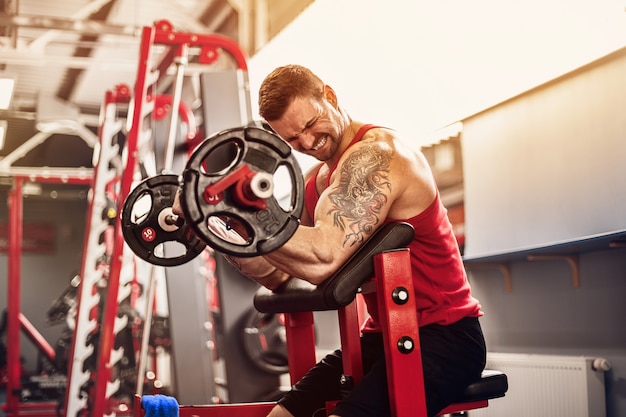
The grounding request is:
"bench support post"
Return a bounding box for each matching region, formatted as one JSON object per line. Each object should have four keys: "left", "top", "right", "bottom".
{"left": 374, "top": 249, "right": 427, "bottom": 417}
{"left": 284, "top": 311, "right": 317, "bottom": 384}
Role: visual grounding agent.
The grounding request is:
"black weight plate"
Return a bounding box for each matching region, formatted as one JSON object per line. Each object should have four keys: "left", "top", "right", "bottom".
{"left": 122, "top": 174, "right": 206, "bottom": 266}
{"left": 181, "top": 125, "right": 304, "bottom": 257}
{"left": 241, "top": 308, "right": 289, "bottom": 375}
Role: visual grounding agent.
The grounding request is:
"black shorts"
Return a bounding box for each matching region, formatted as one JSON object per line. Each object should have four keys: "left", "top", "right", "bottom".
{"left": 277, "top": 316, "right": 486, "bottom": 417}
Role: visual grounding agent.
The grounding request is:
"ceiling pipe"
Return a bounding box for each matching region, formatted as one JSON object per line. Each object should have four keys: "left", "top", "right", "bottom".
{"left": 0, "top": 14, "right": 142, "bottom": 40}
{"left": 29, "top": 0, "right": 118, "bottom": 50}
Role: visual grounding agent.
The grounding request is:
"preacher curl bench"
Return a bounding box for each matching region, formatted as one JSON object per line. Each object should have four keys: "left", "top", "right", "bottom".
{"left": 134, "top": 222, "right": 507, "bottom": 417}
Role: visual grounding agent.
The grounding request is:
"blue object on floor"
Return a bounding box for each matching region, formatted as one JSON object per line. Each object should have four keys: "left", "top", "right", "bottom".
{"left": 142, "top": 394, "right": 179, "bottom": 417}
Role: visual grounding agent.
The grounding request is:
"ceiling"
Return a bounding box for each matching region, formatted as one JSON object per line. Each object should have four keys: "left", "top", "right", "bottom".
{"left": 0, "top": 0, "right": 313, "bottom": 179}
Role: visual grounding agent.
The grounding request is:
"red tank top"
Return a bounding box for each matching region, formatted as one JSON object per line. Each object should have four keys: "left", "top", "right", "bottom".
{"left": 304, "top": 124, "right": 482, "bottom": 328}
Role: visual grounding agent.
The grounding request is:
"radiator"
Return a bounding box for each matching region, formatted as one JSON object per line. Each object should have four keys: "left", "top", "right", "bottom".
{"left": 469, "top": 352, "right": 610, "bottom": 417}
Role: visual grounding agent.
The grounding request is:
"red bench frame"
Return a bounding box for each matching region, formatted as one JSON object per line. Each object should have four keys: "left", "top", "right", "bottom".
{"left": 134, "top": 248, "right": 501, "bottom": 417}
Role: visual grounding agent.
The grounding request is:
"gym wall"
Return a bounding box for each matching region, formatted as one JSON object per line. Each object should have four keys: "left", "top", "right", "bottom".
{"left": 0, "top": 188, "right": 88, "bottom": 372}
{"left": 461, "top": 46, "right": 626, "bottom": 417}
{"left": 463, "top": 47, "right": 626, "bottom": 257}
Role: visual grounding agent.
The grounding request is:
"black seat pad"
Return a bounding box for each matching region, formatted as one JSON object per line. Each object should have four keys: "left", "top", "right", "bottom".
{"left": 454, "top": 370, "right": 508, "bottom": 403}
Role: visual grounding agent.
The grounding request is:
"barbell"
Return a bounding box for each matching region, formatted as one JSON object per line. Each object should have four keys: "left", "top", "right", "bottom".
{"left": 121, "top": 124, "right": 304, "bottom": 266}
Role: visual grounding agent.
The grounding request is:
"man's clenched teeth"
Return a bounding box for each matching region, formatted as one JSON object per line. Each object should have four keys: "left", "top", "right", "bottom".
{"left": 312, "top": 136, "right": 327, "bottom": 151}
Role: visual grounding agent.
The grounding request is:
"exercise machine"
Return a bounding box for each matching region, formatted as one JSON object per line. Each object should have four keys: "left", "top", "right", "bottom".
{"left": 122, "top": 124, "right": 508, "bottom": 417}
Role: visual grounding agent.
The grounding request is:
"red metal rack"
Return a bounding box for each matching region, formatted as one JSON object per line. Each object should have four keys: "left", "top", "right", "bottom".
{"left": 2, "top": 20, "right": 248, "bottom": 417}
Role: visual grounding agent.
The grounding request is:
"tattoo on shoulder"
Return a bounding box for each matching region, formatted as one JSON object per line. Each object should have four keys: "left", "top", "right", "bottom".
{"left": 327, "top": 143, "right": 393, "bottom": 246}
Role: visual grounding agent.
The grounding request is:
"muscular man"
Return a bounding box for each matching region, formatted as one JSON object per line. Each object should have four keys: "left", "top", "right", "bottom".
{"left": 176, "top": 64, "right": 486, "bottom": 417}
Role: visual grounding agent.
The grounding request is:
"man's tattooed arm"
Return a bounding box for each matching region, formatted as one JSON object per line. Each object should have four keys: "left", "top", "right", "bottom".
{"left": 327, "top": 143, "right": 393, "bottom": 246}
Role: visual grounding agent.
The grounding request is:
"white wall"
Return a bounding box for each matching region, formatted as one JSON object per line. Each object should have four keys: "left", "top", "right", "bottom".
{"left": 462, "top": 50, "right": 626, "bottom": 257}
{"left": 247, "top": 0, "right": 626, "bottom": 148}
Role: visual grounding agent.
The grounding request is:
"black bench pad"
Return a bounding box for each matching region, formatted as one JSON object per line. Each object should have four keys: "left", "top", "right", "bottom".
{"left": 454, "top": 370, "right": 508, "bottom": 403}
{"left": 254, "top": 222, "right": 415, "bottom": 313}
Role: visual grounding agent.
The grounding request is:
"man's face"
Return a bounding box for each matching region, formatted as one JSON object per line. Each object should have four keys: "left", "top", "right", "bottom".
{"left": 269, "top": 95, "right": 342, "bottom": 162}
